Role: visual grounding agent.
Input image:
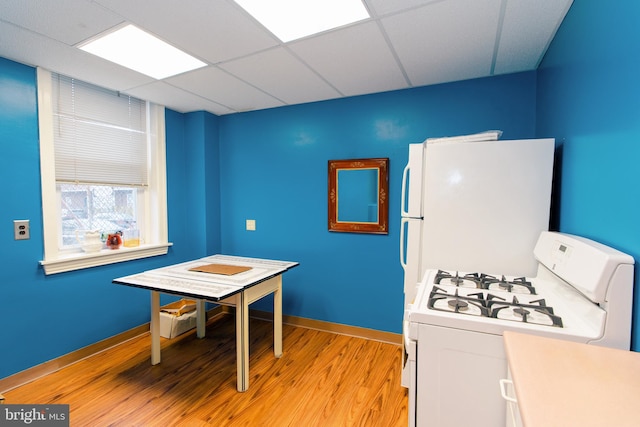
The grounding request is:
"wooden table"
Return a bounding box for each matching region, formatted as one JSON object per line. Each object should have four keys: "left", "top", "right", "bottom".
{"left": 113, "top": 254, "right": 298, "bottom": 392}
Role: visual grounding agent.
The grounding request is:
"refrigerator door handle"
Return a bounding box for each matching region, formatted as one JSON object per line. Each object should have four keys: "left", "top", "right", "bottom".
{"left": 402, "top": 143, "right": 424, "bottom": 218}
{"left": 400, "top": 217, "right": 408, "bottom": 270}
{"left": 401, "top": 161, "right": 410, "bottom": 217}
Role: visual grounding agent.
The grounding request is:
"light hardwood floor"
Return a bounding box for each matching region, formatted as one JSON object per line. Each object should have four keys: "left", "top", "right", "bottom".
{"left": 4, "top": 313, "right": 408, "bottom": 426}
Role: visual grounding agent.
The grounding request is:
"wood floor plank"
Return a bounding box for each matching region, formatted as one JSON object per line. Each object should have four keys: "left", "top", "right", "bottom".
{"left": 3, "top": 314, "right": 408, "bottom": 426}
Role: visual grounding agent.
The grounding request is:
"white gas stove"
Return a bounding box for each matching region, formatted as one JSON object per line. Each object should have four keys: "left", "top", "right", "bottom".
{"left": 404, "top": 231, "right": 634, "bottom": 427}
{"left": 410, "top": 267, "right": 605, "bottom": 341}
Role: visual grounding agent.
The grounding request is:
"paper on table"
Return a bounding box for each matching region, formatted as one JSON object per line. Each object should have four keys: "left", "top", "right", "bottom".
{"left": 189, "top": 263, "right": 252, "bottom": 275}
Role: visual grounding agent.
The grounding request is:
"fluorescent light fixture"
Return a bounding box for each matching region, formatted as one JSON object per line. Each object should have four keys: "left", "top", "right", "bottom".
{"left": 79, "top": 24, "right": 206, "bottom": 80}
{"left": 234, "top": 0, "right": 370, "bottom": 42}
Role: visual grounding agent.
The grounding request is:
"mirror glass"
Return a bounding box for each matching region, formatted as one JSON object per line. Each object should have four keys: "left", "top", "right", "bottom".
{"left": 328, "top": 158, "right": 389, "bottom": 234}
{"left": 337, "top": 168, "right": 379, "bottom": 222}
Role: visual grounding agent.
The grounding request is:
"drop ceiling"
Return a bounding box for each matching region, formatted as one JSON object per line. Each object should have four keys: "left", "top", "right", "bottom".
{"left": 0, "top": 0, "right": 573, "bottom": 116}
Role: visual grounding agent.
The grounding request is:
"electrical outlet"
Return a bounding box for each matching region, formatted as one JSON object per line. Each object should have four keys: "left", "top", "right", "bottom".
{"left": 14, "top": 220, "right": 30, "bottom": 240}
{"left": 246, "top": 219, "right": 256, "bottom": 231}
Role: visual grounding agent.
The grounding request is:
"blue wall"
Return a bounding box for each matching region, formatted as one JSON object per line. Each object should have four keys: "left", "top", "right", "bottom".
{"left": 171, "top": 110, "right": 222, "bottom": 256}
{"left": 217, "top": 73, "right": 537, "bottom": 331}
{"left": 0, "top": 58, "right": 217, "bottom": 379}
{"left": 536, "top": 1, "right": 640, "bottom": 349}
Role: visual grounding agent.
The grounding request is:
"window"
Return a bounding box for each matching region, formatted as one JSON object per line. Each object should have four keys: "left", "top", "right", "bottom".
{"left": 37, "top": 68, "right": 171, "bottom": 274}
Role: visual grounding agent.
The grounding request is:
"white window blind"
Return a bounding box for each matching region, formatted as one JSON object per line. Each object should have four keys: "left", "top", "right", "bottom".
{"left": 52, "top": 73, "right": 148, "bottom": 186}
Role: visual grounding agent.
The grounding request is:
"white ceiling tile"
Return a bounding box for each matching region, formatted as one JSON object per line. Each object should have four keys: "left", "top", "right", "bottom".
{"left": 219, "top": 47, "right": 341, "bottom": 105}
{"left": 381, "top": 0, "right": 502, "bottom": 87}
{"left": 94, "top": 0, "right": 279, "bottom": 63}
{"left": 289, "top": 21, "right": 408, "bottom": 96}
{"left": 365, "top": 0, "right": 442, "bottom": 16}
{"left": 494, "top": 0, "right": 574, "bottom": 74}
{"left": 0, "top": 22, "right": 154, "bottom": 91}
{"left": 124, "top": 81, "right": 233, "bottom": 115}
{"left": 165, "top": 66, "right": 284, "bottom": 112}
{"left": 0, "top": 0, "right": 124, "bottom": 45}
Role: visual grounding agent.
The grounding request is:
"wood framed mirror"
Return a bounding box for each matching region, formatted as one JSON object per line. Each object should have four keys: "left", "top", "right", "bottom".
{"left": 328, "top": 158, "right": 389, "bottom": 234}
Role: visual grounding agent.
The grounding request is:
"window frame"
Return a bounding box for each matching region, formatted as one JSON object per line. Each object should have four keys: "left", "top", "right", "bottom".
{"left": 37, "top": 68, "right": 171, "bottom": 275}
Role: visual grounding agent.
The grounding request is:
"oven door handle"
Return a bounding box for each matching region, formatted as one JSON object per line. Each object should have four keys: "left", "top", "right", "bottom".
{"left": 500, "top": 378, "right": 521, "bottom": 427}
{"left": 499, "top": 379, "right": 518, "bottom": 403}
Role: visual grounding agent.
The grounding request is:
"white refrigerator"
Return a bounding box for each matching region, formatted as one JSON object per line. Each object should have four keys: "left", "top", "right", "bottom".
{"left": 399, "top": 134, "right": 555, "bottom": 389}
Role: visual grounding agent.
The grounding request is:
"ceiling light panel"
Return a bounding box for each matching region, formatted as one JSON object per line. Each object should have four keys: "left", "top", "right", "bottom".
{"left": 234, "top": 0, "right": 370, "bottom": 42}
{"left": 79, "top": 24, "right": 207, "bottom": 79}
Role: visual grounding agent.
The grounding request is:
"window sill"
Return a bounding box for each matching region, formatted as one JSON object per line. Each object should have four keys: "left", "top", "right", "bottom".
{"left": 39, "top": 243, "right": 173, "bottom": 275}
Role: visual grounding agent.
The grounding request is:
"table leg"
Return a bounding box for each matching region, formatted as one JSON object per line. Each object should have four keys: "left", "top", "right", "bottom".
{"left": 150, "top": 291, "right": 161, "bottom": 365}
{"left": 196, "top": 299, "right": 206, "bottom": 338}
{"left": 274, "top": 276, "right": 283, "bottom": 358}
{"left": 236, "top": 292, "right": 249, "bottom": 392}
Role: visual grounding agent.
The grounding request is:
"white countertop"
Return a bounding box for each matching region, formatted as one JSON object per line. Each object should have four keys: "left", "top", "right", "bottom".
{"left": 504, "top": 331, "right": 640, "bottom": 427}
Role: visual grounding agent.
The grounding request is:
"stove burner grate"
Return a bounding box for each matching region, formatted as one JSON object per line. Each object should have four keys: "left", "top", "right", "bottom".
{"left": 489, "top": 296, "right": 562, "bottom": 327}
{"left": 483, "top": 274, "right": 536, "bottom": 294}
{"left": 426, "top": 286, "right": 563, "bottom": 327}
{"left": 427, "top": 287, "right": 490, "bottom": 317}
{"left": 435, "top": 270, "right": 537, "bottom": 294}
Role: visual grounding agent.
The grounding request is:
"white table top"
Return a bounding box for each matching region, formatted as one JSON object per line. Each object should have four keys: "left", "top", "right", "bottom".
{"left": 113, "top": 254, "right": 298, "bottom": 301}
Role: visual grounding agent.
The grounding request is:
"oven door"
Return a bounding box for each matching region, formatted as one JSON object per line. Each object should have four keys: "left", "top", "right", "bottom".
{"left": 416, "top": 323, "right": 507, "bottom": 427}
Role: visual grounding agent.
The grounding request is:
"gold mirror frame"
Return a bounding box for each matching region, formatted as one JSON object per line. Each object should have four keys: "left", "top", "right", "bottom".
{"left": 328, "top": 158, "right": 389, "bottom": 234}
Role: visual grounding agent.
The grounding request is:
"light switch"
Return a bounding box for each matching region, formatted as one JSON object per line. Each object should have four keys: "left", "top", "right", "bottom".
{"left": 246, "top": 219, "right": 256, "bottom": 231}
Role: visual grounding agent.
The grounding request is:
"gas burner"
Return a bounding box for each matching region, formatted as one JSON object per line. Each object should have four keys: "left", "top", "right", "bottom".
{"left": 447, "top": 299, "right": 469, "bottom": 311}
{"left": 450, "top": 276, "right": 464, "bottom": 286}
{"left": 427, "top": 288, "right": 489, "bottom": 317}
{"left": 434, "top": 270, "right": 482, "bottom": 288}
{"left": 482, "top": 274, "right": 536, "bottom": 295}
{"left": 513, "top": 307, "right": 530, "bottom": 317}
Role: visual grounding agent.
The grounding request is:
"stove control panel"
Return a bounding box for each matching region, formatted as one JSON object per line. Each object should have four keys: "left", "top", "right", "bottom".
{"left": 549, "top": 240, "right": 573, "bottom": 270}
{"left": 534, "top": 231, "right": 634, "bottom": 304}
